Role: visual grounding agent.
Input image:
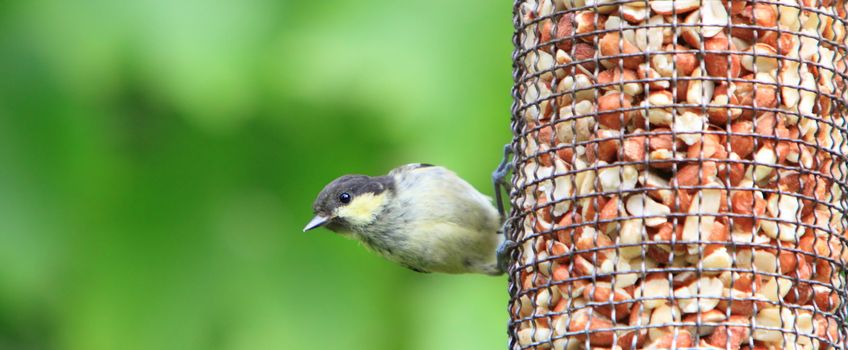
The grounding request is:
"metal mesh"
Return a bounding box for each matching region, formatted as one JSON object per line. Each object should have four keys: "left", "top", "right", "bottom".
{"left": 506, "top": 0, "right": 848, "bottom": 349}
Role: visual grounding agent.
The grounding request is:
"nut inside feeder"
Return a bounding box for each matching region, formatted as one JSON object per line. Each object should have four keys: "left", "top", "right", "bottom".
{"left": 507, "top": 0, "right": 848, "bottom": 349}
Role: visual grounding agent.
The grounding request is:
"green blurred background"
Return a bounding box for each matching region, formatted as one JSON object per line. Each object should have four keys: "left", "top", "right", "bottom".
{"left": 0, "top": 0, "right": 514, "bottom": 349}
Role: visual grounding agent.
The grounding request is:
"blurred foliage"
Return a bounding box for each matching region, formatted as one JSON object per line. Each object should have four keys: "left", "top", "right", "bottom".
{"left": 0, "top": 0, "right": 514, "bottom": 349}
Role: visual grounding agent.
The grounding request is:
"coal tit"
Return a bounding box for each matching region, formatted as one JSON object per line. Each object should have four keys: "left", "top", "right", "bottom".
{"left": 305, "top": 164, "right": 504, "bottom": 275}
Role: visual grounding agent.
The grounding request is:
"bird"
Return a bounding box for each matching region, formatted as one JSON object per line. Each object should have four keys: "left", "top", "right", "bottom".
{"left": 304, "top": 163, "right": 505, "bottom": 275}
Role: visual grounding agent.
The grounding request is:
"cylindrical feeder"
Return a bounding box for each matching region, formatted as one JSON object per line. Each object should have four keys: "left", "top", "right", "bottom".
{"left": 506, "top": 0, "right": 848, "bottom": 349}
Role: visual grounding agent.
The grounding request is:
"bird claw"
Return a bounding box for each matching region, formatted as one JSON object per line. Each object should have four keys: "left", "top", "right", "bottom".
{"left": 492, "top": 144, "right": 513, "bottom": 220}
{"left": 493, "top": 143, "right": 515, "bottom": 274}
{"left": 496, "top": 237, "right": 518, "bottom": 274}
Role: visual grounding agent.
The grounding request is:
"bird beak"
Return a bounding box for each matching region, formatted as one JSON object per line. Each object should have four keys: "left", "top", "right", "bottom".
{"left": 303, "top": 215, "right": 329, "bottom": 232}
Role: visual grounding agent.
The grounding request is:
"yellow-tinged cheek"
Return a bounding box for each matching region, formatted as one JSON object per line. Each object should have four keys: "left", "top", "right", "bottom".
{"left": 335, "top": 193, "right": 386, "bottom": 226}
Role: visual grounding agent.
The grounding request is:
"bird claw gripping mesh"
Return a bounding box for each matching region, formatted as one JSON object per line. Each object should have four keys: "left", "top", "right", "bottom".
{"left": 506, "top": 0, "right": 848, "bottom": 349}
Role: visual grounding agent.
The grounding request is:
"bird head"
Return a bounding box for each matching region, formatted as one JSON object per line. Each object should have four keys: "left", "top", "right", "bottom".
{"left": 304, "top": 174, "right": 393, "bottom": 233}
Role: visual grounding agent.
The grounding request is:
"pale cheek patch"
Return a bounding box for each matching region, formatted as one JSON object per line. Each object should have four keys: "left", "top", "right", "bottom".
{"left": 336, "top": 193, "right": 386, "bottom": 226}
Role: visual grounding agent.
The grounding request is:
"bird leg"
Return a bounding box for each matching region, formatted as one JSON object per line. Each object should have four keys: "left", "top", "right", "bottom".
{"left": 493, "top": 143, "right": 515, "bottom": 274}
{"left": 492, "top": 143, "right": 513, "bottom": 220}
{"left": 496, "top": 228, "right": 517, "bottom": 275}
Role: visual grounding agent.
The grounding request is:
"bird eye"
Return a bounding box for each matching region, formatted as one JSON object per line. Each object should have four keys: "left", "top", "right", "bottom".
{"left": 338, "top": 192, "right": 351, "bottom": 204}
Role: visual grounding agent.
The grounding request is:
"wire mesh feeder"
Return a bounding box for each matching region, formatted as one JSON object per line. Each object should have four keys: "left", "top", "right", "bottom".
{"left": 505, "top": 0, "right": 848, "bottom": 349}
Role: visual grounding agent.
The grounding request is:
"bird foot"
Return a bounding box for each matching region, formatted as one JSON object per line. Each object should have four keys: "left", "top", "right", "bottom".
{"left": 496, "top": 238, "right": 518, "bottom": 275}
{"left": 492, "top": 144, "right": 513, "bottom": 220}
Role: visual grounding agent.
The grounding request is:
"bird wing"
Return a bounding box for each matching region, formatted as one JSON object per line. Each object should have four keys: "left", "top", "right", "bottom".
{"left": 393, "top": 165, "right": 500, "bottom": 233}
